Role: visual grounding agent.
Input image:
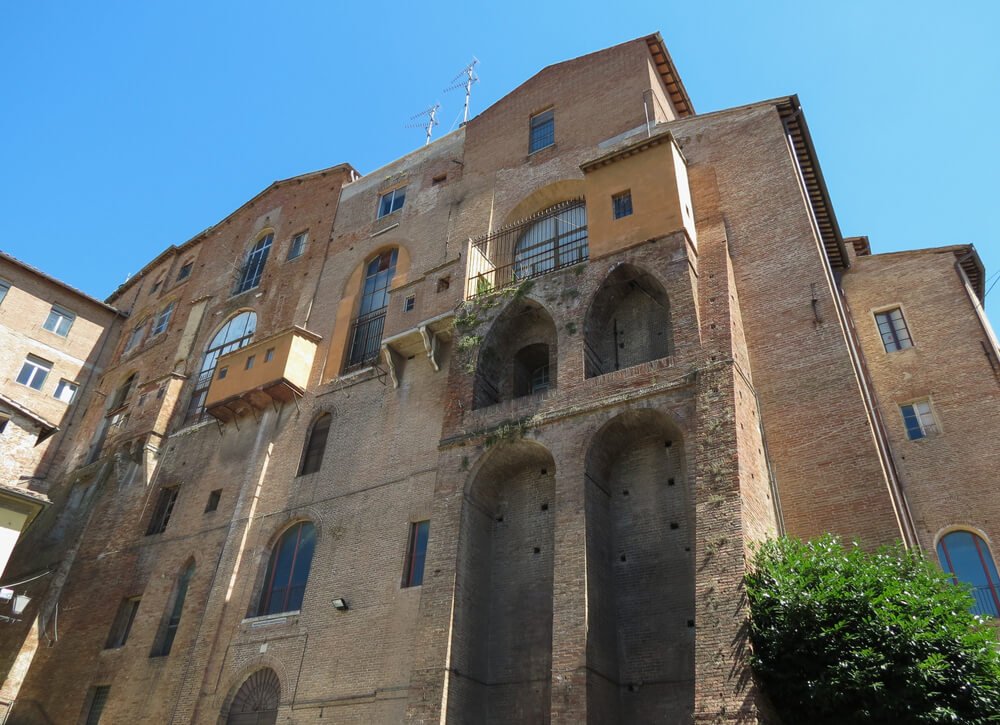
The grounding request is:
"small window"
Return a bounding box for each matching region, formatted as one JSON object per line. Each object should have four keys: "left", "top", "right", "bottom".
{"left": 0, "top": 279, "right": 10, "bottom": 305}
{"left": 110, "top": 373, "right": 136, "bottom": 410}
{"left": 875, "top": 308, "right": 913, "bottom": 352}
{"left": 901, "top": 400, "right": 938, "bottom": 440}
{"left": 16, "top": 355, "right": 52, "bottom": 391}
{"left": 612, "top": 190, "right": 633, "bottom": 219}
{"left": 123, "top": 319, "right": 148, "bottom": 354}
{"left": 299, "top": 414, "right": 331, "bottom": 475}
{"left": 256, "top": 522, "right": 316, "bottom": 616}
{"left": 105, "top": 597, "right": 141, "bottom": 649}
{"left": 176, "top": 261, "right": 193, "bottom": 281}
{"left": 529, "top": 109, "right": 555, "bottom": 153}
{"left": 83, "top": 685, "right": 111, "bottom": 725}
{"left": 218, "top": 367, "right": 228, "bottom": 380}
{"left": 151, "top": 561, "right": 194, "bottom": 657}
{"left": 54, "top": 379, "right": 78, "bottom": 404}
{"left": 436, "top": 276, "right": 450, "bottom": 293}
{"left": 156, "top": 384, "right": 166, "bottom": 399}
{"left": 245, "top": 355, "right": 255, "bottom": 370}
{"left": 264, "top": 347, "right": 275, "bottom": 363}
{"left": 43, "top": 305, "right": 75, "bottom": 337}
{"left": 137, "top": 392, "right": 147, "bottom": 407}
{"left": 404, "top": 295, "right": 415, "bottom": 312}
{"left": 402, "top": 521, "right": 430, "bottom": 588}
{"left": 377, "top": 187, "right": 407, "bottom": 219}
{"left": 287, "top": 232, "right": 308, "bottom": 260}
{"left": 146, "top": 486, "right": 179, "bottom": 535}
{"left": 151, "top": 302, "right": 175, "bottom": 336}
{"left": 205, "top": 489, "right": 221, "bottom": 513}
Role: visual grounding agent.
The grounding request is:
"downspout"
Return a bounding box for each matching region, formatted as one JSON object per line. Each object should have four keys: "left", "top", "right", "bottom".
{"left": 782, "top": 106, "right": 919, "bottom": 549}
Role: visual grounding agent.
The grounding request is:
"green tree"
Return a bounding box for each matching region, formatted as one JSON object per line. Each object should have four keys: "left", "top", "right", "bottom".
{"left": 745, "top": 535, "right": 1000, "bottom": 724}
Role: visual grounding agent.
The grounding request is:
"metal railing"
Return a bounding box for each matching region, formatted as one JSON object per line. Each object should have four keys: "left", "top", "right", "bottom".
{"left": 467, "top": 199, "right": 587, "bottom": 295}
{"left": 346, "top": 308, "right": 387, "bottom": 370}
{"left": 970, "top": 584, "right": 1000, "bottom": 618}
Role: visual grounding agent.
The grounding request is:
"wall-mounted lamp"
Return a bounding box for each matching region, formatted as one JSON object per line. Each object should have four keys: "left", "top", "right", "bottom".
{"left": 332, "top": 597, "right": 349, "bottom": 611}
{"left": 12, "top": 595, "right": 30, "bottom": 616}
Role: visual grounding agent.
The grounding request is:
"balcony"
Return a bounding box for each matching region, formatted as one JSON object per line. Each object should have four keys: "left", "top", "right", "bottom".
{"left": 466, "top": 199, "right": 588, "bottom": 297}
{"left": 205, "top": 327, "right": 321, "bottom": 424}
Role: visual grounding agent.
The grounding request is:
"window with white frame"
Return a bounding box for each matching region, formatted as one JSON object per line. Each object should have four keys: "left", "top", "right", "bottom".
{"left": 529, "top": 109, "right": 555, "bottom": 153}
{"left": 377, "top": 187, "right": 406, "bottom": 219}
{"left": 43, "top": 305, "right": 75, "bottom": 337}
{"left": 151, "top": 302, "right": 175, "bottom": 336}
{"left": 875, "top": 307, "right": 912, "bottom": 352}
{"left": 287, "top": 232, "right": 308, "bottom": 260}
{"left": 16, "top": 355, "right": 52, "bottom": 391}
{"left": 900, "top": 400, "right": 938, "bottom": 440}
{"left": 54, "top": 379, "right": 78, "bottom": 404}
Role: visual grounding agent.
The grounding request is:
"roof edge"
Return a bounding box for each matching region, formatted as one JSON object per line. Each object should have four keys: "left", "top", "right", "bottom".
{"left": 644, "top": 33, "right": 694, "bottom": 118}
{"left": 0, "top": 252, "right": 121, "bottom": 315}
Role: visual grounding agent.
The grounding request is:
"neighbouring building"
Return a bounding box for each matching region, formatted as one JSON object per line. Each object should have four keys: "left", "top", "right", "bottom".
{"left": 0, "top": 32, "right": 996, "bottom": 724}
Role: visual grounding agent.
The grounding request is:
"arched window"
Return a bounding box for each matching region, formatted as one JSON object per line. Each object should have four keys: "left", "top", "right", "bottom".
{"left": 151, "top": 559, "right": 194, "bottom": 657}
{"left": 226, "top": 668, "right": 280, "bottom": 725}
{"left": 235, "top": 234, "right": 274, "bottom": 295}
{"left": 110, "top": 373, "right": 136, "bottom": 410}
{"left": 347, "top": 249, "right": 397, "bottom": 369}
{"left": 513, "top": 201, "right": 587, "bottom": 279}
{"left": 937, "top": 530, "right": 1000, "bottom": 617}
{"left": 298, "top": 414, "right": 331, "bottom": 475}
{"left": 256, "top": 522, "right": 316, "bottom": 616}
{"left": 185, "top": 311, "right": 257, "bottom": 423}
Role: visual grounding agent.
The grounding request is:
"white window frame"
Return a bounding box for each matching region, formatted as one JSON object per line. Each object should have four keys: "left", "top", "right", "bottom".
{"left": 151, "top": 302, "right": 175, "bottom": 337}
{"left": 377, "top": 187, "right": 406, "bottom": 219}
{"left": 54, "top": 379, "right": 79, "bottom": 404}
{"left": 16, "top": 355, "right": 52, "bottom": 391}
{"left": 900, "top": 399, "right": 939, "bottom": 440}
{"left": 287, "top": 232, "right": 308, "bottom": 260}
{"left": 43, "top": 305, "right": 75, "bottom": 337}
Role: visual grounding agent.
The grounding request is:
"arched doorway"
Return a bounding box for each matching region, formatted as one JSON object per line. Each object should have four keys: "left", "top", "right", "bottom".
{"left": 225, "top": 668, "right": 280, "bottom": 725}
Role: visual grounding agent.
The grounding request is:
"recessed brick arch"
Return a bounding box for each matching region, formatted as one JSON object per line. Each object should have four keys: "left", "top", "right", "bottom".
{"left": 584, "top": 408, "right": 694, "bottom": 723}
{"left": 450, "top": 439, "right": 556, "bottom": 723}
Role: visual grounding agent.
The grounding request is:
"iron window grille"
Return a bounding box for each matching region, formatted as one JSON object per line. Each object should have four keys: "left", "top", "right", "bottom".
{"left": 346, "top": 249, "right": 397, "bottom": 370}
{"left": 612, "top": 190, "right": 634, "bottom": 219}
{"left": 377, "top": 187, "right": 406, "bottom": 219}
{"left": 105, "top": 597, "right": 141, "bottom": 649}
{"left": 467, "top": 199, "right": 587, "bottom": 294}
{"left": 234, "top": 234, "right": 273, "bottom": 295}
{"left": 875, "top": 307, "right": 913, "bottom": 352}
{"left": 529, "top": 109, "right": 555, "bottom": 153}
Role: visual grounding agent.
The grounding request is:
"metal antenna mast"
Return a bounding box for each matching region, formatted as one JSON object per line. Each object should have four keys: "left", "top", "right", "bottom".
{"left": 444, "top": 58, "right": 479, "bottom": 124}
{"left": 406, "top": 103, "right": 440, "bottom": 146}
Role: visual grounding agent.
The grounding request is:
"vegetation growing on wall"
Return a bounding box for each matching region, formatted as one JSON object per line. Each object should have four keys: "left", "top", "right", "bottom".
{"left": 746, "top": 535, "right": 1000, "bottom": 724}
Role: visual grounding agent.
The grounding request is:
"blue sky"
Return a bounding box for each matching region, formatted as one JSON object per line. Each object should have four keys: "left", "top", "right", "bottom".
{"left": 3, "top": 1, "right": 998, "bottom": 321}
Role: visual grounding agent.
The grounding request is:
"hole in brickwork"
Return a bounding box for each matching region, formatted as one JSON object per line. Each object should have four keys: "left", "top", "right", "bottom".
{"left": 496, "top": 515, "right": 504, "bottom": 523}
{"left": 533, "top": 547, "right": 541, "bottom": 554}
{"left": 628, "top": 683, "right": 637, "bottom": 693}
{"left": 622, "top": 489, "right": 629, "bottom": 496}
{"left": 687, "top": 620, "right": 695, "bottom": 628}
{"left": 620, "top": 554, "right": 627, "bottom": 562}
{"left": 540, "top": 468, "right": 547, "bottom": 475}
{"left": 710, "top": 324, "right": 716, "bottom": 329}
{"left": 664, "top": 440, "right": 672, "bottom": 448}
{"left": 541, "top": 503, "right": 548, "bottom": 511}
{"left": 670, "top": 522, "right": 679, "bottom": 530}
{"left": 685, "top": 547, "right": 691, "bottom": 552}
{"left": 667, "top": 478, "right": 675, "bottom": 486}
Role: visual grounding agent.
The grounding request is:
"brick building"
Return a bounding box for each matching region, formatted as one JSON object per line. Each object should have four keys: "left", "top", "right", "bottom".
{"left": 0, "top": 32, "right": 996, "bottom": 724}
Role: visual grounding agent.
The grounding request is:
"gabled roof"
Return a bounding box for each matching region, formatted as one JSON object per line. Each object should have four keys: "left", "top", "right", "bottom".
{"left": 644, "top": 33, "right": 694, "bottom": 118}
{"left": 0, "top": 251, "right": 120, "bottom": 315}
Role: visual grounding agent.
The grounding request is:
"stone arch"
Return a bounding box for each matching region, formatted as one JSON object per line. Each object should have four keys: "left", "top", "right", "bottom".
{"left": 583, "top": 408, "right": 694, "bottom": 724}
{"left": 501, "top": 179, "right": 586, "bottom": 227}
{"left": 218, "top": 666, "right": 282, "bottom": 725}
{"left": 584, "top": 264, "right": 672, "bottom": 378}
{"left": 450, "top": 440, "right": 556, "bottom": 723}
{"left": 473, "top": 298, "right": 557, "bottom": 409}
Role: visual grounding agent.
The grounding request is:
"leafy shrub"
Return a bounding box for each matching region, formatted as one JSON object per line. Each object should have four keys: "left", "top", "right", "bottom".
{"left": 746, "top": 535, "right": 1000, "bottom": 724}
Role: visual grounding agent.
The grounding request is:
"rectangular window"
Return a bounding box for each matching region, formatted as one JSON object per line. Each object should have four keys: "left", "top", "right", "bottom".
{"left": 84, "top": 685, "right": 111, "bottom": 725}
{"left": 122, "top": 319, "right": 147, "bottom": 354}
{"left": 529, "top": 109, "right": 555, "bottom": 153}
{"left": 901, "top": 400, "right": 939, "bottom": 440}
{"left": 16, "top": 355, "right": 52, "bottom": 391}
{"left": 54, "top": 379, "right": 78, "bottom": 404}
{"left": 0, "top": 279, "right": 10, "bottom": 305}
{"left": 875, "top": 308, "right": 913, "bottom": 352}
{"left": 146, "top": 486, "right": 179, "bottom": 535}
{"left": 245, "top": 355, "right": 255, "bottom": 370}
{"left": 176, "top": 261, "right": 193, "bottom": 281}
{"left": 612, "top": 190, "right": 634, "bottom": 219}
{"left": 217, "top": 366, "right": 228, "bottom": 380}
{"left": 402, "top": 520, "right": 430, "bottom": 588}
{"left": 105, "top": 597, "right": 141, "bottom": 649}
{"left": 377, "top": 187, "right": 406, "bottom": 219}
{"left": 287, "top": 232, "right": 308, "bottom": 260}
{"left": 43, "top": 305, "right": 75, "bottom": 337}
{"left": 404, "top": 295, "right": 415, "bottom": 312}
{"left": 264, "top": 347, "right": 275, "bottom": 363}
{"left": 205, "top": 489, "right": 221, "bottom": 513}
{"left": 151, "top": 302, "right": 174, "bottom": 336}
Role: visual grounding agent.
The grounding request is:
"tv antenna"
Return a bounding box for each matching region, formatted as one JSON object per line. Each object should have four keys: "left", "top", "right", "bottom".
{"left": 444, "top": 58, "right": 479, "bottom": 125}
{"left": 406, "top": 103, "right": 440, "bottom": 146}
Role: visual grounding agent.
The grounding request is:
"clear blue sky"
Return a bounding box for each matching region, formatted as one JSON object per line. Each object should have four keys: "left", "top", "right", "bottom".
{"left": 3, "top": 1, "right": 998, "bottom": 321}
